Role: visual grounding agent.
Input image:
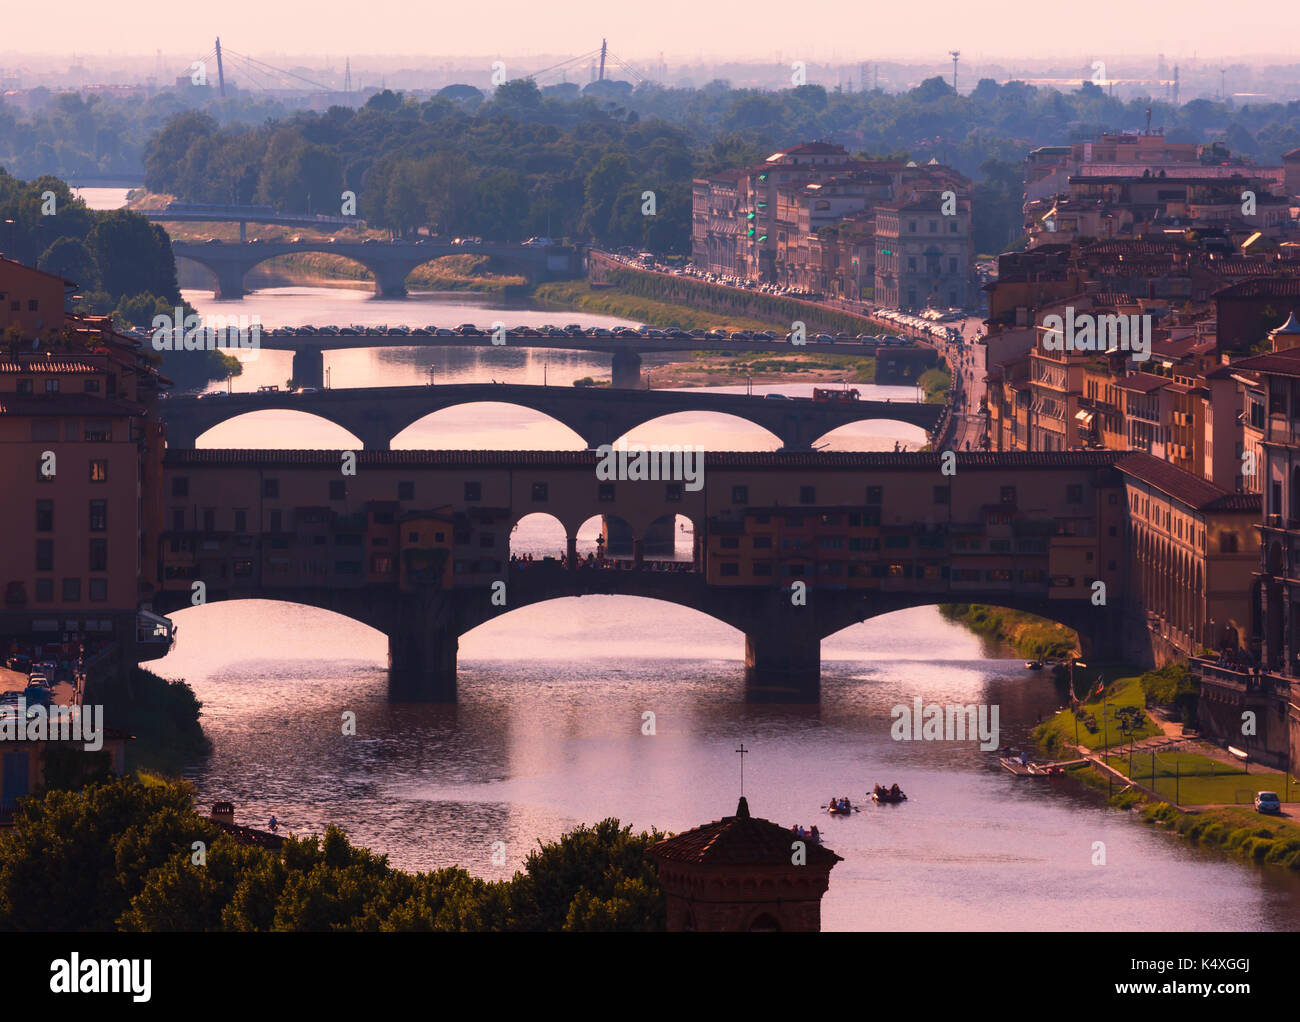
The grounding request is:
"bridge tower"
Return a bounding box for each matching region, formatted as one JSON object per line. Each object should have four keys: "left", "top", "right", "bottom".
{"left": 598, "top": 38, "right": 607, "bottom": 81}
{"left": 215, "top": 37, "right": 226, "bottom": 98}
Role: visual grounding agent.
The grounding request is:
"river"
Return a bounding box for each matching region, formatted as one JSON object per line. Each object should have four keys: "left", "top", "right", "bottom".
{"left": 147, "top": 283, "right": 1300, "bottom": 931}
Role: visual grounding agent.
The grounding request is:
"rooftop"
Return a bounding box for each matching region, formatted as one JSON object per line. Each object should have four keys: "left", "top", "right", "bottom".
{"left": 1117, "top": 451, "right": 1261, "bottom": 513}
{"left": 649, "top": 797, "right": 842, "bottom": 868}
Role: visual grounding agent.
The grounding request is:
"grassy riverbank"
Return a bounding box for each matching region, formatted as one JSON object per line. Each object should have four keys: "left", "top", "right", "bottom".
{"left": 1034, "top": 674, "right": 1162, "bottom": 756}
{"left": 938, "top": 603, "right": 1079, "bottom": 661}
{"left": 1033, "top": 668, "right": 1300, "bottom": 872}
{"left": 534, "top": 280, "right": 781, "bottom": 332}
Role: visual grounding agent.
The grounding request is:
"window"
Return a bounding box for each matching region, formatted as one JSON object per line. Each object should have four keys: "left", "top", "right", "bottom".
{"left": 30, "top": 420, "right": 56, "bottom": 441}
{"left": 908, "top": 220, "right": 917, "bottom": 233}
{"left": 866, "top": 486, "right": 883, "bottom": 504}
{"left": 27, "top": 299, "right": 38, "bottom": 312}
{"left": 720, "top": 562, "right": 740, "bottom": 576}
{"left": 16, "top": 378, "right": 32, "bottom": 394}
{"left": 666, "top": 483, "right": 683, "bottom": 502}
{"left": 234, "top": 509, "right": 247, "bottom": 532}
{"left": 35, "top": 578, "right": 53, "bottom": 602}
{"left": 89, "top": 500, "right": 106, "bottom": 531}
{"left": 84, "top": 420, "right": 111, "bottom": 441}
{"left": 45, "top": 378, "right": 59, "bottom": 394}
{"left": 732, "top": 485, "right": 749, "bottom": 505}
{"left": 531, "top": 483, "right": 548, "bottom": 502}
{"left": 753, "top": 561, "right": 773, "bottom": 577}
{"left": 329, "top": 480, "right": 345, "bottom": 500}
{"left": 36, "top": 540, "right": 53, "bottom": 572}
{"left": 36, "top": 500, "right": 53, "bottom": 532}
{"left": 598, "top": 482, "right": 615, "bottom": 502}
{"left": 62, "top": 578, "right": 81, "bottom": 601}
{"left": 1000, "top": 486, "right": 1016, "bottom": 505}
{"left": 203, "top": 508, "right": 215, "bottom": 532}
{"left": 464, "top": 482, "right": 482, "bottom": 502}
{"left": 270, "top": 510, "right": 282, "bottom": 533}
{"left": 172, "top": 509, "right": 185, "bottom": 532}
{"left": 171, "top": 477, "right": 189, "bottom": 497}
{"left": 720, "top": 536, "right": 740, "bottom": 549}
{"left": 89, "top": 460, "right": 108, "bottom": 483}
{"left": 1219, "top": 531, "right": 1239, "bottom": 553}
{"left": 89, "top": 579, "right": 107, "bottom": 602}
{"left": 949, "top": 221, "right": 958, "bottom": 233}
{"left": 263, "top": 478, "right": 279, "bottom": 499}
{"left": 398, "top": 481, "right": 415, "bottom": 501}
{"left": 478, "top": 533, "right": 496, "bottom": 549}
{"left": 371, "top": 555, "right": 394, "bottom": 574}
{"left": 1066, "top": 484, "right": 1083, "bottom": 504}
{"left": 89, "top": 538, "right": 108, "bottom": 572}
{"left": 84, "top": 378, "right": 100, "bottom": 393}
{"left": 753, "top": 535, "right": 773, "bottom": 549}
{"left": 933, "top": 485, "right": 950, "bottom": 505}
{"left": 948, "top": 257, "right": 957, "bottom": 273}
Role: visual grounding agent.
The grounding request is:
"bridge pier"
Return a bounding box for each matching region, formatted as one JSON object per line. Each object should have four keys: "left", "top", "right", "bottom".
{"left": 611, "top": 349, "right": 642, "bottom": 389}
{"left": 291, "top": 347, "right": 325, "bottom": 389}
{"left": 214, "top": 265, "right": 246, "bottom": 300}
{"left": 743, "top": 601, "right": 821, "bottom": 701}
{"left": 386, "top": 590, "right": 459, "bottom": 701}
{"left": 373, "top": 264, "right": 408, "bottom": 297}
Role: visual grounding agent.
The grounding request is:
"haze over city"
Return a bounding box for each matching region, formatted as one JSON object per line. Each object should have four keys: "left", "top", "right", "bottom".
{"left": 2, "top": 0, "right": 1297, "bottom": 62}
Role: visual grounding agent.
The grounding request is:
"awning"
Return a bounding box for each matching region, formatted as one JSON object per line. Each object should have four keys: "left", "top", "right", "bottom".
{"left": 1074, "top": 410, "right": 1095, "bottom": 427}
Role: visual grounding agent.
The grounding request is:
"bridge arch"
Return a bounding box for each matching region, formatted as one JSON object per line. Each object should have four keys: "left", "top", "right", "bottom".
{"left": 390, "top": 401, "right": 586, "bottom": 450}
{"left": 612, "top": 410, "right": 783, "bottom": 451}
{"left": 809, "top": 417, "right": 931, "bottom": 452}
{"left": 193, "top": 409, "right": 364, "bottom": 450}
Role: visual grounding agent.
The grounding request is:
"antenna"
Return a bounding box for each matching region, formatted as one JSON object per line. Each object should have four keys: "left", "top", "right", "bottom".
{"left": 344, "top": 57, "right": 352, "bottom": 100}
{"left": 949, "top": 50, "right": 960, "bottom": 94}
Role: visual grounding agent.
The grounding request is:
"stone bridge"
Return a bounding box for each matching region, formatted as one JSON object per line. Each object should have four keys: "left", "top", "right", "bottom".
{"left": 158, "top": 383, "right": 944, "bottom": 451}
{"left": 171, "top": 240, "right": 583, "bottom": 298}
{"left": 152, "top": 563, "right": 1120, "bottom": 703}
{"left": 149, "top": 448, "right": 1130, "bottom": 701}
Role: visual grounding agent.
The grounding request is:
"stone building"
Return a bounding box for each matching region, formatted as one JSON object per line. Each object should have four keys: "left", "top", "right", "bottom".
{"left": 648, "top": 796, "right": 841, "bottom": 932}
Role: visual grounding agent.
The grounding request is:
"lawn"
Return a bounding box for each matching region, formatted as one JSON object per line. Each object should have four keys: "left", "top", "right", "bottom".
{"left": 1034, "top": 674, "right": 1162, "bottom": 756}
{"left": 1104, "top": 750, "right": 1294, "bottom": 806}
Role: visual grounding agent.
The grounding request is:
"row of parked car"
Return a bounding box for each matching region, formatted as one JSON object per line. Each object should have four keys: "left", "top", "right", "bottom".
{"left": 262, "top": 323, "right": 911, "bottom": 346}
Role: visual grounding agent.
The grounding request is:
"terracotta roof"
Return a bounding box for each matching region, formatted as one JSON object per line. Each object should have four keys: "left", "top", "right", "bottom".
{"left": 1114, "top": 374, "right": 1169, "bottom": 393}
{"left": 1228, "top": 347, "right": 1300, "bottom": 377}
{"left": 1213, "top": 278, "right": 1300, "bottom": 299}
{"left": 1117, "top": 451, "right": 1260, "bottom": 512}
{"left": 0, "top": 359, "right": 101, "bottom": 373}
{"left": 649, "top": 797, "right": 842, "bottom": 867}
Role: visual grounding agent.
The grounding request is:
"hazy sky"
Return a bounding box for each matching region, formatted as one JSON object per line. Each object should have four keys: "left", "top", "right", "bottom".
{"left": 2, "top": 0, "right": 1295, "bottom": 63}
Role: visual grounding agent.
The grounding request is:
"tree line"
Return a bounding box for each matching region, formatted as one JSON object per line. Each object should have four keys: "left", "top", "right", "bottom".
{"left": 0, "top": 777, "right": 666, "bottom": 932}
{"left": 136, "top": 75, "right": 1300, "bottom": 258}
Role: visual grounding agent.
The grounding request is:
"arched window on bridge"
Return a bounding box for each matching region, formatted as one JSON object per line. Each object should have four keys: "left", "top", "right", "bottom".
{"left": 510, "top": 512, "right": 568, "bottom": 566}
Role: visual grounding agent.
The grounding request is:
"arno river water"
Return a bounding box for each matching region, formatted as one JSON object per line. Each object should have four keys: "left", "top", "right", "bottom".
{"left": 147, "top": 284, "right": 1300, "bottom": 930}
